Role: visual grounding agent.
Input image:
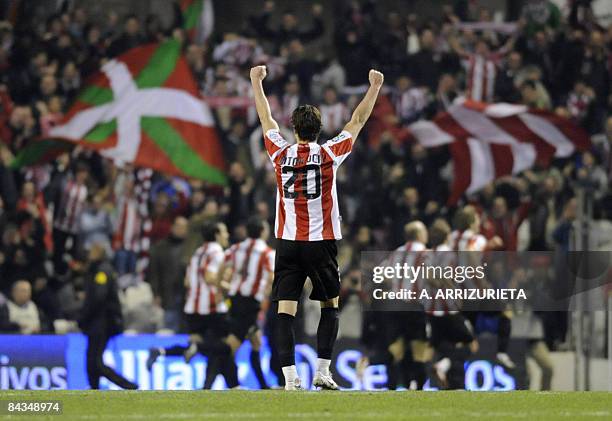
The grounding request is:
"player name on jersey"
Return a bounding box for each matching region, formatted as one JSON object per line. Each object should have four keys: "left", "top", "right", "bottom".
{"left": 280, "top": 154, "right": 321, "bottom": 166}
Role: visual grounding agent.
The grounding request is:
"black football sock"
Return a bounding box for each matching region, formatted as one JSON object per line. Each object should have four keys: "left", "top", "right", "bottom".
{"left": 317, "top": 307, "right": 339, "bottom": 360}
{"left": 276, "top": 313, "right": 296, "bottom": 367}
{"left": 386, "top": 362, "right": 399, "bottom": 390}
{"left": 412, "top": 361, "right": 426, "bottom": 390}
{"left": 250, "top": 350, "right": 269, "bottom": 389}
{"left": 222, "top": 354, "right": 239, "bottom": 388}
{"left": 497, "top": 315, "right": 511, "bottom": 353}
{"left": 203, "top": 355, "right": 220, "bottom": 389}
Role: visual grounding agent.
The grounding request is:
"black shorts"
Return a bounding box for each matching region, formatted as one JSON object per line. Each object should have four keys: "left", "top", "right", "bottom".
{"left": 228, "top": 295, "right": 261, "bottom": 341}
{"left": 385, "top": 311, "right": 427, "bottom": 343}
{"left": 271, "top": 239, "right": 340, "bottom": 302}
{"left": 184, "top": 313, "right": 229, "bottom": 338}
{"left": 429, "top": 313, "right": 474, "bottom": 347}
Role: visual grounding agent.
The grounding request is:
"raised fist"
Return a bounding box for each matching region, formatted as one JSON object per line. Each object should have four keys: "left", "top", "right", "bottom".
{"left": 250, "top": 65, "right": 267, "bottom": 81}
{"left": 369, "top": 69, "right": 384, "bottom": 87}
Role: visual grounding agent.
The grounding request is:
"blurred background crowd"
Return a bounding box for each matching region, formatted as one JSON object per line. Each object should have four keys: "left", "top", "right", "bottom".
{"left": 0, "top": 0, "right": 610, "bottom": 370}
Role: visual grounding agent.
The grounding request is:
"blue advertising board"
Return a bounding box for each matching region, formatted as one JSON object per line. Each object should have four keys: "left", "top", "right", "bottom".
{"left": 0, "top": 334, "right": 525, "bottom": 390}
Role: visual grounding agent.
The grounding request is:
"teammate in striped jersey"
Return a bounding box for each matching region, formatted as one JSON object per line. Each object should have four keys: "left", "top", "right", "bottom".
{"left": 451, "top": 205, "right": 515, "bottom": 370}
{"left": 361, "top": 222, "right": 430, "bottom": 390}
{"left": 146, "top": 222, "right": 236, "bottom": 389}
{"left": 220, "top": 217, "right": 275, "bottom": 389}
{"left": 426, "top": 218, "right": 477, "bottom": 389}
{"left": 250, "top": 64, "right": 384, "bottom": 390}
{"left": 389, "top": 221, "right": 430, "bottom": 390}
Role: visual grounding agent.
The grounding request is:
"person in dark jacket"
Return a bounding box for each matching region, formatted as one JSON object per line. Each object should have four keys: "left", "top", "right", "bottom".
{"left": 107, "top": 14, "right": 144, "bottom": 58}
{"left": 78, "top": 242, "right": 137, "bottom": 390}
{"left": 250, "top": 2, "right": 325, "bottom": 53}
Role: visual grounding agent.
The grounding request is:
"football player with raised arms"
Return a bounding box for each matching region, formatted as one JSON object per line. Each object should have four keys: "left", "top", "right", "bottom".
{"left": 250, "top": 64, "right": 383, "bottom": 390}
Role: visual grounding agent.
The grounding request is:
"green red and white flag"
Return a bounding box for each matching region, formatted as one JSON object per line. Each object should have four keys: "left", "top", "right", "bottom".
{"left": 14, "top": 39, "right": 226, "bottom": 185}
{"left": 181, "top": 0, "right": 214, "bottom": 43}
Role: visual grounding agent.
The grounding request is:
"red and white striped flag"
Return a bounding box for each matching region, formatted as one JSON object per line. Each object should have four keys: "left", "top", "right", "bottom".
{"left": 409, "top": 100, "right": 591, "bottom": 204}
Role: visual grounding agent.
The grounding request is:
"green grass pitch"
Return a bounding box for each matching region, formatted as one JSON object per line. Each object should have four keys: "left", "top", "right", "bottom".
{"left": 2, "top": 390, "right": 610, "bottom": 420}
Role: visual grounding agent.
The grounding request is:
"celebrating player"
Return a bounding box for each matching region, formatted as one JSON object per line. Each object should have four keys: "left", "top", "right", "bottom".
{"left": 147, "top": 221, "right": 234, "bottom": 389}
{"left": 220, "top": 216, "right": 275, "bottom": 389}
{"left": 250, "top": 64, "right": 384, "bottom": 390}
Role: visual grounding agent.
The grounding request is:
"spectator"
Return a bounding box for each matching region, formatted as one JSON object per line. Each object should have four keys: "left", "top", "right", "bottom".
{"left": 16, "top": 180, "right": 52, "bottom": 251}
{"left": 277, "top": 74, "right": 303, "bottom": 128}
{"left": 51, "top": 162, "right": 89, "bottom": 274}
{"left": 250, "top": 2, "right": 325, "bottom": 53}
{"left": 7, "top": 280, "right": 42, "bottom": 334}
{"left": 391, "top": 75, "right": 428, "bottom": 125}
{"left": 78, "top": 191, "right": 113, "bottom": 257}
{"left": 579, "top": 30, "right": 609, "bottom": 108}
{"left": 482, "top": 195, "right": 530, "bottom": 251}
{"left": 335, "top": 28, "right": 371, "bottom": 88}
{"left": 59, "top": 61, "right": 81, "bottom": 100}
{"left": 107, "top": 14, "right": 144, "bottom": 58}
{"left": 149, "top": 186, "right": 187, "bottom": 244}
{"left": 147, "top": 216, "right": 189, "bottom": 332}
{"left": 521, "top": 0, "right": 561, "bottom": 37}
{"left": 565, "top": 80, "right": 596, "bottom": 125}
{"left": 434, "top": 73, "right": 460, "bottom": 111}
{"left": 319, "top": 86, "right": 349, "bottom": 139}
{"left": 0, "top": 291, "right": 20, "bottom": 332}
{"left": 410, "top": 29, "right": 445, "bottom": 92}
{"left": 591, "top": 115, "right": 612, "bottom": 178}
{"left": 520, "top": 79, "right": 550, "bottom": 110}
{"left": 576, "top": 151, "right": 608, "bottom": 200}
{"left": 495, "top": 51, "right": 524, "bottom": 102}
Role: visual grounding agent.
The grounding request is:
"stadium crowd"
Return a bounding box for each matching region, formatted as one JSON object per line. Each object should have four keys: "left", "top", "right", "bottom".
{"left": 0, "top": 0, "right": 611, "bottom": 389}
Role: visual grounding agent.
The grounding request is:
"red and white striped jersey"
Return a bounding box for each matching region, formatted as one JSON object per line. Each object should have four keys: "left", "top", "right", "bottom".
{"left": 320, "top": 103, "right": 350, "bottom": 136}
{"left": 225, "top": 238, "right": 274, "bottom": 302}
{"left": 54, "top": 180, "right": 88, "bottom": 234}
{"left": 264, "top": 129, "right": 353, "bottom": 241}
{"left": 465, "top": 54, "right": 499, "bottom": 103}
{"left": 450, "top": 229, "right": 488, "bottom": 291}
{"left": 423, "top": 244, "right": 461, "bottom": 316}
{"left": 184, "top": 242, "right": 228, "bottom": 315}
{"left": 389, "top": 241, "right": 427, "bottom": 292}
{"left": 114, "top": 196, "right": 142, "bottom": 252}
{"left": 450, "top": 229, "right": 487, "bottom": 251}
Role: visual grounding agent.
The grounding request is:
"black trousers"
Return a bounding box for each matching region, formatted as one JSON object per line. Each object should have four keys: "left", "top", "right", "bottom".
{"left": 86, "top": 325, "right": 135, "bottom": 389}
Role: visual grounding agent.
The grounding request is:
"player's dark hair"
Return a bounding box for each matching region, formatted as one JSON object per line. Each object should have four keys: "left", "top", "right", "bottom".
{"left": 202, "top": 220, "right": 221, "bottom": 242}
{"left": 246, "top": 216, "right": 265, "bottom": 239}
{"left": 291, "top": 105, "right": 322, "bottom": 142}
